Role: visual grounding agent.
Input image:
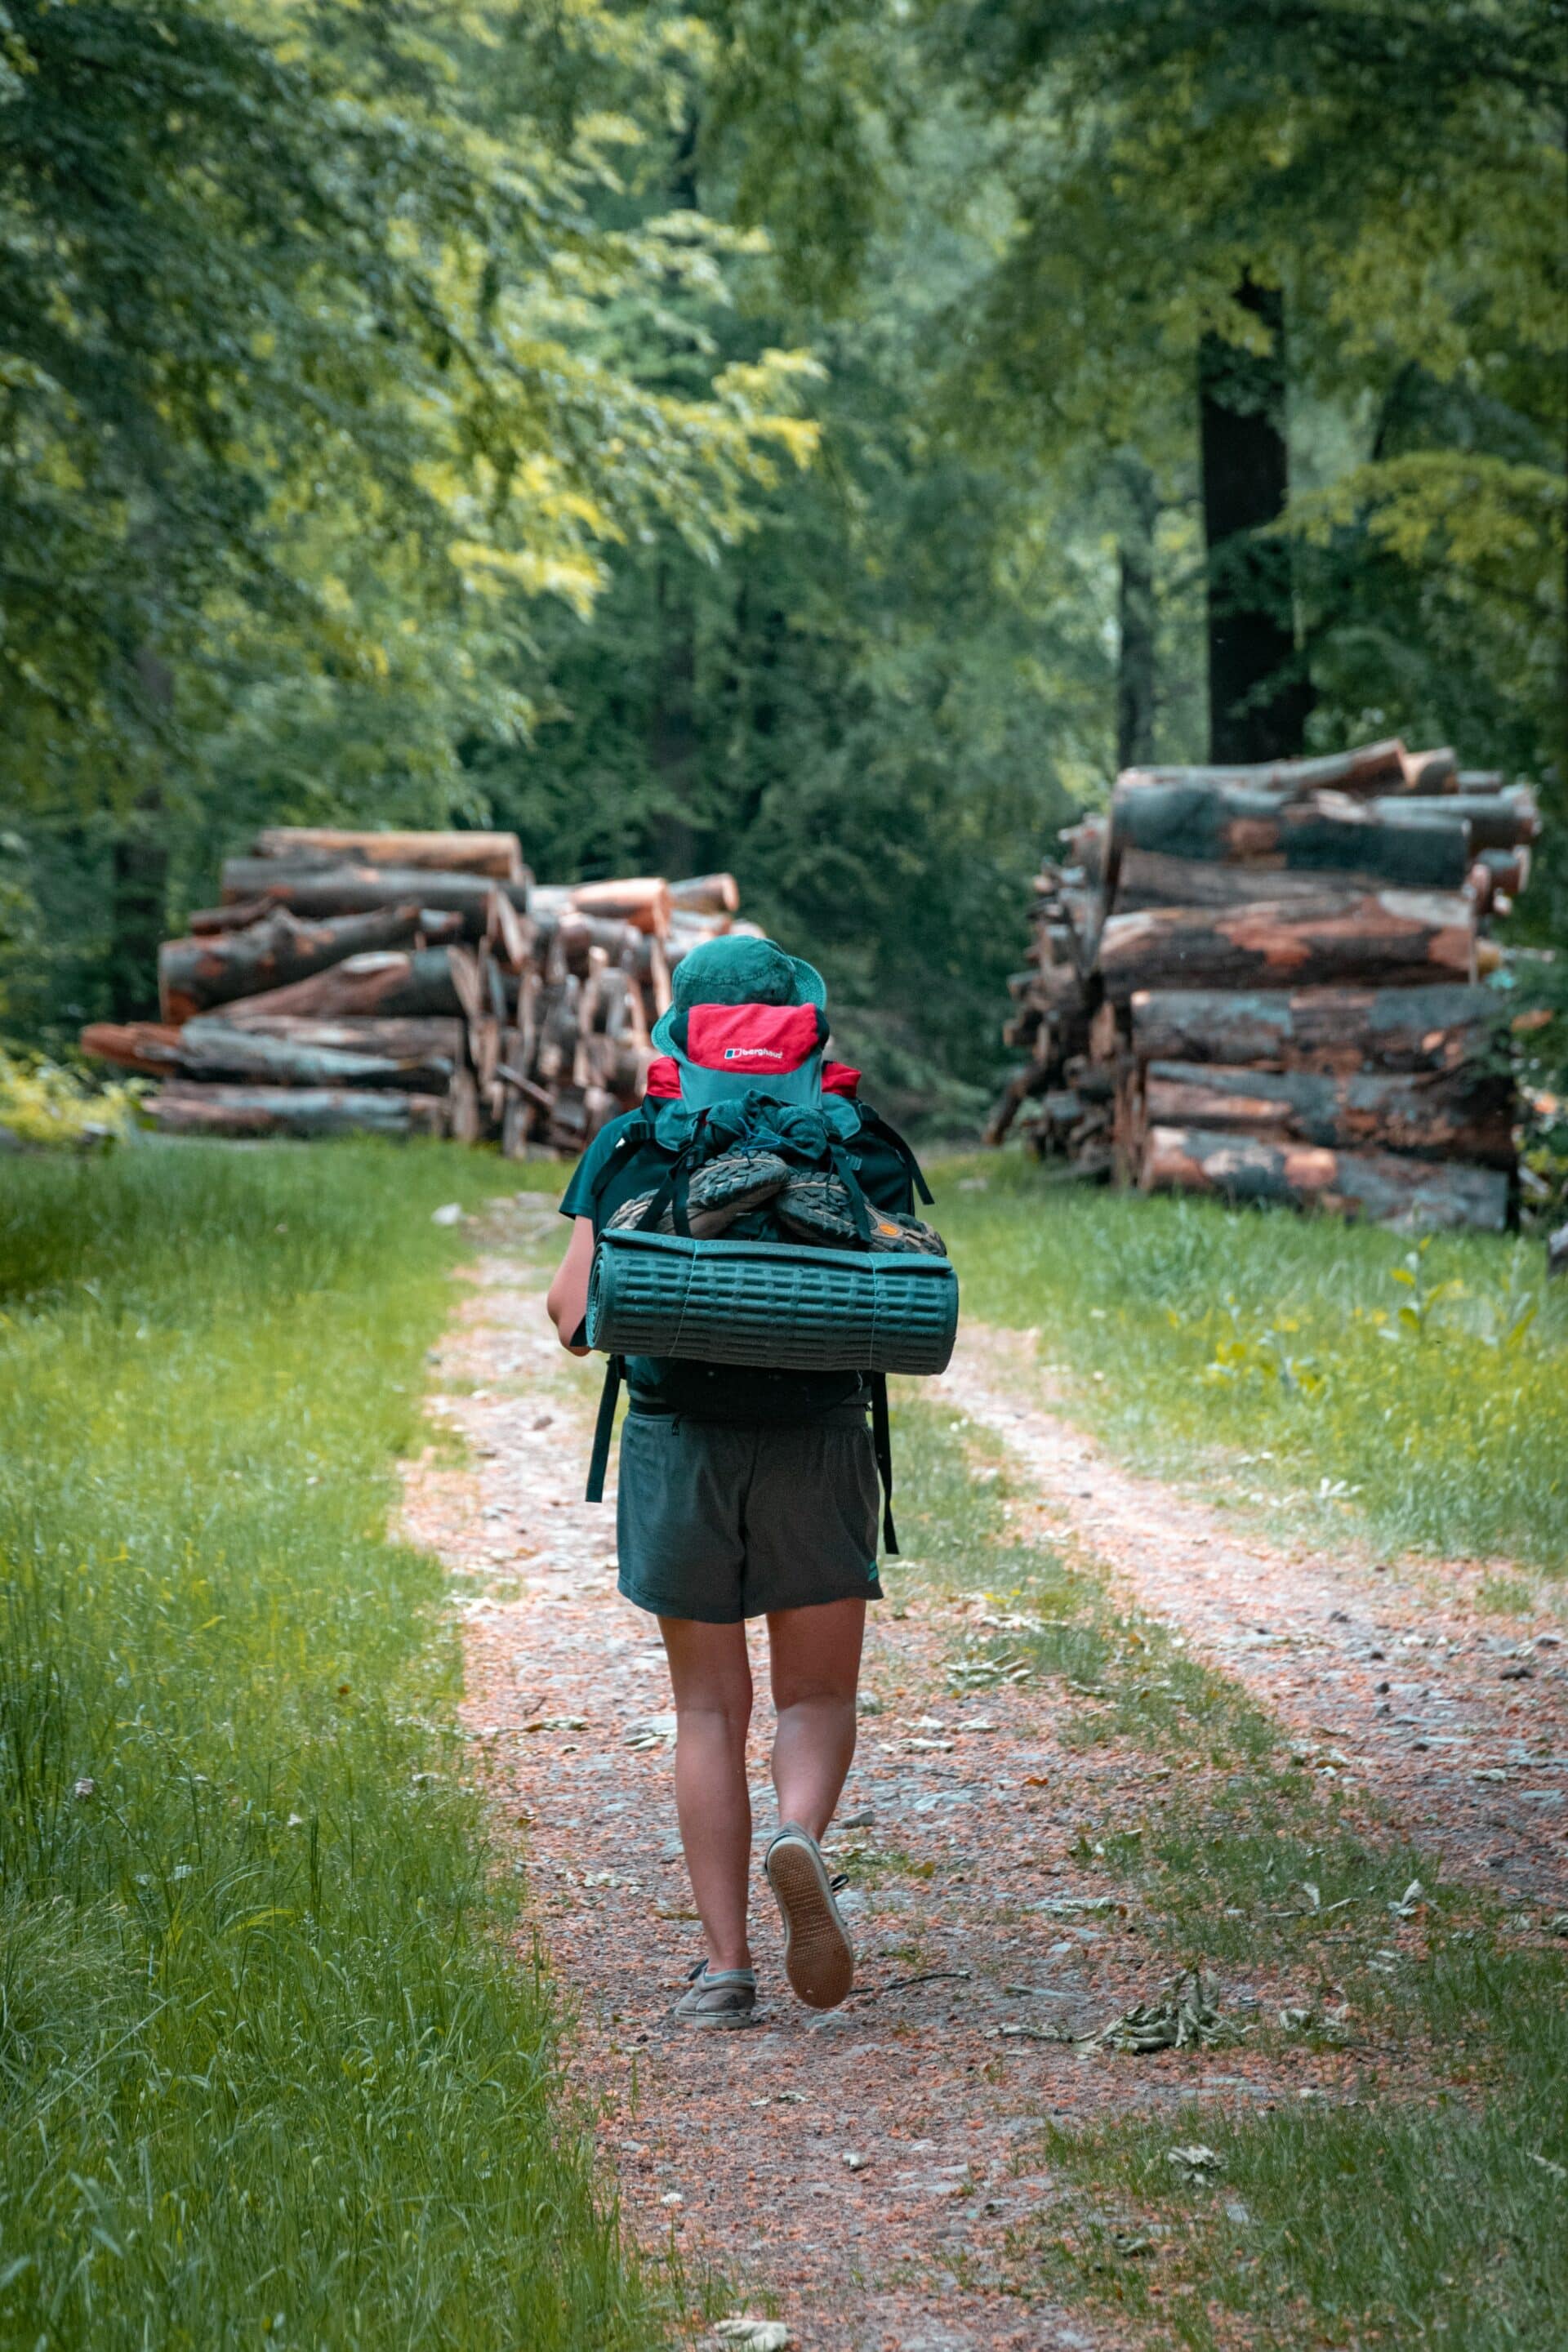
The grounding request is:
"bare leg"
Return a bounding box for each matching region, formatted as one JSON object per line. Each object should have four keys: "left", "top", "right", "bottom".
{"left": 658, "top": 1616, "right": 755, "bottom": 1971}
{"left": 768, "top": 1598, "right": 866, "bottom": 1841}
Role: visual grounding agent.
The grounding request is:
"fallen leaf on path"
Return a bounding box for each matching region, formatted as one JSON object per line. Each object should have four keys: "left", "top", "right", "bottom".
{"left": 714, "top": 2323, "right": 791, "bottom": 2352}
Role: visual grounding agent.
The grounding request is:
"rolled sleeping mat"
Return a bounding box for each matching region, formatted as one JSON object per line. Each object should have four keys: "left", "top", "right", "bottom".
{"left": 586, "top": 1229, "right": 959, "bottom": 1376}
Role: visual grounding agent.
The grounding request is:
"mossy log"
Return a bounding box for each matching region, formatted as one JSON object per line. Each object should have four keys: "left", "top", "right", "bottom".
{"left": 252, "top": 828, "right": 525, "bottom": 881}
{"left": 1108, "top": 783, "right": 1471, "bottom": 891}
{"left": 1129, "top": 984, "right": 1505, "bottom": 1073}
{"left": 220, "top": 947, "right": 483, "bottom": 1026}
{"left": 145, "top": 1085, "right": 448, "bottom": 1139}
{"left": 1099, "top": 892, "right": 1475, "bottom": 1003}
{"left": 158, "top": 904, "right": 430, "bottom": 1022}
{"left": 1143, "top": 1062, "right": 1515, "bottom": 1166}
{"left": 1138, "top": 1125, "right": 1509, "bottom": 1231}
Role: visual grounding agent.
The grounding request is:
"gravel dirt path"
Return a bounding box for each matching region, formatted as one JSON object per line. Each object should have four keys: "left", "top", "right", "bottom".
{"left": 400, "top": 1200, "right": 1565, "bottom": 2352}
{"left": 942, "top": 1328, "right": 1568, "bottom": 1913}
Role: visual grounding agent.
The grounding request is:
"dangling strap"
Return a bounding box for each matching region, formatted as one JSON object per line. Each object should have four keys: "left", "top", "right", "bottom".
{"left": 826, "top": 1139, "right": 874, "bottom": 1246}
{"left": 871, "top": 1372, "right": 898, "bottom": 1554}
{"left": 586, "top": 1354, "right": 623, "bottom": 1502}
{"left": 858, "top": 1109, "right": 933, "bottom": 1205}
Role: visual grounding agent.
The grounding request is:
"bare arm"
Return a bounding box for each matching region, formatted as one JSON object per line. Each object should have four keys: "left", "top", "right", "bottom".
{"left": 546, "top": 1216, "right": 595, "bottom": 1355}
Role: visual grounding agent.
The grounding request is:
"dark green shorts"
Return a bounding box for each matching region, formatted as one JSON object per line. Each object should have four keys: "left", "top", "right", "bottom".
{"left": 615, "top": 1405, "right": 884, "bottom": 1624}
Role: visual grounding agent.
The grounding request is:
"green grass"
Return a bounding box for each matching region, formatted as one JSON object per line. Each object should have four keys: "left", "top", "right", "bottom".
{"left": 0, "top": 1143, "right": 679, "bottom": 2352}
{"left": 927, "top": 1151, "right": 1568, "bottom": 1570}
{"left": 888, "top": 1392, "right": 1568, "bottom": 2351}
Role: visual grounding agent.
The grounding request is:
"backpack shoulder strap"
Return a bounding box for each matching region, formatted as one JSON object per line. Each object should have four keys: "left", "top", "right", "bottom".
{"left": 584, "top": 1116, "right": 657, "bottom": 1211}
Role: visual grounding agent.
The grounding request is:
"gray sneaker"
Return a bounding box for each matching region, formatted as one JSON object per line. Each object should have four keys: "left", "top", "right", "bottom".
{"left": 671, "top": 1960, "right": 758, "bottom": 2029}
{"left": 764, "top": 1824, "right": 855, "bottom": 2011}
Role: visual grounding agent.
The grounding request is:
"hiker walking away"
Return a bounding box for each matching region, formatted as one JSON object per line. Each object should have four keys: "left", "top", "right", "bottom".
{"left": 546, "top": 934, "right": 936, "bottom": 2026}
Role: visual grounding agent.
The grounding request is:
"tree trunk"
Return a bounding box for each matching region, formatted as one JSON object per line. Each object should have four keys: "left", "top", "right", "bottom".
{"left": 1099, "top": 890, "right": 1476, "bottom": 1002}
{"left": 108, "top": 813, "right": 169, "bottom": 1021}
{"left": 1109, "top": 782, "right": 1471, "bottom": 890}
{"left": 1138, "top": 1125, "right": 1509, "bottom": 1231}
{"left": 219, "top": 859, "right": 527, "bottom": 933}
{"left": 220, "top": 947, "right": 481, "bottom": 1025}
{"left": 1143, "top": 1062, "right": 1515, "bottom": 1166}
{"left": 648, "top": 555, "right": 700, "bottom": 879}
{"left": 1129, "top": 982, "right": 1505, "bottom": 1073}
{"left": 1198, "top": 276, "right": 1312, "bottom": 763}
{"left": 145, "top": 1085, "right": 448, "bottom": 1139}
{"left": 159, "top": 904, "right": 430, "bottom": 1022}
{"left": 1116, "top": 456, "right": 1159, "bottom": 770}
{"left": 252, "top": 828, "right": 523, "bottom": 880}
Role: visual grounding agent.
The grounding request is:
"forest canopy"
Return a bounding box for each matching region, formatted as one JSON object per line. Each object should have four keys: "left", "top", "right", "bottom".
{"left": 2, "top": 0, "right": 1562, "bottom": 1115}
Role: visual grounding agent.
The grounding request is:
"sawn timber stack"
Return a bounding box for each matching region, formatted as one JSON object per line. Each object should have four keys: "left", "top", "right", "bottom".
{"left": 82, "top": 831, "right": 757, "bottom": 1152}
{"left": 991, "top": 737, "right": 1541, "bottom": 1231}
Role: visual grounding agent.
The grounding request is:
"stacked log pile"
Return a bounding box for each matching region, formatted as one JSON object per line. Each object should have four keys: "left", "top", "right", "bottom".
{"left": 81, "top": 834, "right": 751, "bottom": 1152}
{"left": 991, "top": 738, "right": 1541, "bottom": 1231}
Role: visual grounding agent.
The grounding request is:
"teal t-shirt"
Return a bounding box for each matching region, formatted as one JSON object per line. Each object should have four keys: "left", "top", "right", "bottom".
{"left": 559, "top": 1104, "right": 916, "bottom": 1425}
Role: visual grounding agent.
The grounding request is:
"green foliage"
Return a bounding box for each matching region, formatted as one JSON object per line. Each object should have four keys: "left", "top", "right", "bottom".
{"left": 0, "top": 1046, "right": 136, "bottom": 1147}
{"left": 0, "top": 1143, "right": 677, "bottom": 2349}
{"left": 930, "top": 1156, "right": 1568, "bottom": 1566}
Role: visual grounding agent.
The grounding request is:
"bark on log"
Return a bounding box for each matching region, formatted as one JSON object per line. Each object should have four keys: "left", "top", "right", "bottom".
{"left": 1143, "top": 1062, "right": 1515, "bottom": 1166}
{"left": 486, "top": 884, "right": 531, "bottom": 972}
{"left": 532, "top": 876, "right": 670, "bottom": 934}
{"left": 207, "top": 1014, "right": 466, "bottom": 1062}
{"left": 219, "top": 859, "right": 528, "bottom": 933}
{"left": 1111, "top": 850, "right": 1462, "bottom": 913}
{"left": 145, "top": 1085, "right": 448, "bottom": 1139}
{"left": 1369, "top": 788, "right": 1539, "bottom": 851}
{"left": 189, "top": 895, "right": 286, "bottom": 934}
{"left": 1108, "top": 782, "right": 1471, "bottom": 890}
{"left": 1099, "top": 891, "right": 1476, "bottom": 1002}
{"left": 1118, "top": 741, "right": 1456, "bottom": 796}
{"left": 80, "top": 1022, "right": 186, "bottom": 1076}
{"left": 1138, "top": 1125, "right": 1509, "bottom": 1231}
{"left": 1129, "top": 983, "right": 1506, "bottom": 1073}
{"left": 159, "top": 904, "right": 428, "bottom": 1022}
{"left": 252, "top": 828, "right": 524, "bottom": 881}
{"left": 668, "top": 873, "right": 740, "bottom": 915}
{"left": 220, "top": 947, "right": 482, "bottom": 1026}
{"left": 176, "top": 1018, "right": 458, "bottom": 1093}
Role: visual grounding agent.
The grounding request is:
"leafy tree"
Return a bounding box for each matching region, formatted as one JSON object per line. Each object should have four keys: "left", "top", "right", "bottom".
{"left": 937, "top": 0, "right": 1567, "bottom": 793}
{"left": 0, "top": 0, "right": 816, "bottom": 1018}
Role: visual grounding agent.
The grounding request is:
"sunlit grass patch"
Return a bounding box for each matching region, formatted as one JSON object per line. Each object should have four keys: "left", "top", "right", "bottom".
{"left": 928, "top": 1152, "right": 1568, "bottom": 1569}
{"left": 0, "top": 1142, "right": 675, "bottom": 2351}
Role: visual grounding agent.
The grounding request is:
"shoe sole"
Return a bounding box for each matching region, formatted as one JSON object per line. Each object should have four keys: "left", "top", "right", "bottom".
{"left": 766, "top": 1835, "right": 854, "bottom": 2011}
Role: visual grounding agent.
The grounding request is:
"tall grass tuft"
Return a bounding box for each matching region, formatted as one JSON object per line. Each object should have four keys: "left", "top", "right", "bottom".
{"left": 0, "top": 1143, "right": 674, "bottom": 2350}
{"left": 931, "top": 1153, "right": 1568, "bottom": 1569}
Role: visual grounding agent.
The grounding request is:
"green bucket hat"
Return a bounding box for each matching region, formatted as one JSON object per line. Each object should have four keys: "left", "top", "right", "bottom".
{"left": 655, "top": 933, "right": 825, "bottom": 1052}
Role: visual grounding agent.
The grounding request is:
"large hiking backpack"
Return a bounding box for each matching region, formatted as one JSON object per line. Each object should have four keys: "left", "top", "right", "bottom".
{"left": 580, "top": 1000, "right": 959, "bottom": 1550}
